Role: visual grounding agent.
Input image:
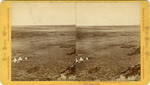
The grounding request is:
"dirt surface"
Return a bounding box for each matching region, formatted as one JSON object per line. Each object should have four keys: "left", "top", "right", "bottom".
{"left": 76, "top": 26, "right": 140, "bottom": 81}
{"left": 11, "top": 25, "right": 140, "bottom": 81}
{"left": 11, "top": 26, "right": 76, "bottom": 81}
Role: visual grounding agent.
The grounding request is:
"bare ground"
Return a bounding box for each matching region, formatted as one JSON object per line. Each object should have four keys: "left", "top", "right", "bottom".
{"left": 11, "top": 26, "right": 76, "bottom": 81}
{"left": 11, "top": 25, "right": 140, "bottom": 81}
{"left": 76, "top": 26, "right": 140, "bottom": 81}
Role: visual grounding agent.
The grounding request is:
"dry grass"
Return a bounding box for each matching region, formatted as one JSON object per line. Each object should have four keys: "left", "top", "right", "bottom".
{"left": 11, "top": 25, "right": 140, "bottom": 81}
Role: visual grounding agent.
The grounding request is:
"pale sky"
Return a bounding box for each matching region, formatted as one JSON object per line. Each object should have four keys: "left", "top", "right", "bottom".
{"left": 11, "top": 2, "right": 141, "bottom": 26}
{"left": 76, "top": 2, "right": 141, "bottom": 26}
{"left": 11, "top": 2, "right": 76, "bottom": 26}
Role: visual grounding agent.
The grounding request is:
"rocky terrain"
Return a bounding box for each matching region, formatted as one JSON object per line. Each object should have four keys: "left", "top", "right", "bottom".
{"left": 11, "top": 25, "right": 140, "bottom": 81}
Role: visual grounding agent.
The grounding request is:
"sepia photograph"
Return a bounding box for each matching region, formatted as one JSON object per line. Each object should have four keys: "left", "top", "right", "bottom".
{"left": 11, "top": 2, "right": 141, "bottom": 81}
{"left": 11, "top": 2, "right": 76, "bottom": 81}
{"left": 75, "top": 3, "right": 141, "bottom": 81}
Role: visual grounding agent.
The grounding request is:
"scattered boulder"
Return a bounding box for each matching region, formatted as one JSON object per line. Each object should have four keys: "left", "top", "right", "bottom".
{"left": 13, "top": 58, "right": 17, "bottom": 63}
{"left": 66, "top": 51, "right": 75, "bottom": 55}
{"left": 128, "top": 47, "right": 140, "bottom": 56}
{"left": 121, "top": 64, "right": 140, "bottom": 78}
{"left": 57, "top": 64, "right": 76, "bottom": 80}
{"left": 88, "top": 67, "right": 100, "bottom": 74}
{"left": 18, "top": 57, "right": 23, "bottom": 61}
{"left": 27, "top": 67, "right": 40, "bottom": 74}
{"left": 79, "top": 57, "right": 84, "bottom": 62}
{"left": 116, "top": 64, "right": 140, "bottom": 81}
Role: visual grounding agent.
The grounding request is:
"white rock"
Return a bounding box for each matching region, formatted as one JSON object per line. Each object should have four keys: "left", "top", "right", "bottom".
{"left": 25, "top": 57, "right": 28, "bottom": 60}
{"left": 86, "top": 57, "right": 89, "bottom": 60}
{"left": 76, "top": 59, "right": 78, "bottom": 63}
{"left": 13, "top": 58, "right": 17, "bottom": 63}
{"left": 68, "top": 75, "right": 76, "bottom": 80}
{"left": 127, "top": 76, "right": 136, "bottom": 81}
{"left": 79, "top": 57, "right": 84, "bottom": 62}
{"left": 116, "top": 75, "right": 126, "bottom": 81}
{"left": 18, "top": 57, "right": 23, "bottom": 61}
{"left": 60, "top": 73, "right": 67, "bottom": 80}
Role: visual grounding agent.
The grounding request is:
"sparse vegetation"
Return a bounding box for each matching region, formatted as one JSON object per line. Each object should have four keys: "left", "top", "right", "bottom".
{"left": 11, "top": 25, "right": 140, "bottom": 81}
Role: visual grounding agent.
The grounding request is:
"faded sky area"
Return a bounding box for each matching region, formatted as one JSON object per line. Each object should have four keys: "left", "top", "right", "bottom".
{"left": 76, "top": 2, "right": 140, "bottom": 26}
{"left": 11, "top": 2, "right": 141, "bottom": 26}
{"left": 11, "top": 2, "right": 76, "bottom": 26}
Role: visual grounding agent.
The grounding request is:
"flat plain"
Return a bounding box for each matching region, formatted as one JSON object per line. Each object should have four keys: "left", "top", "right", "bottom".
{"left": 11, "top": 25, "right": 76, "bottom": 81}
{"left": 76, "top": 26, "right": 140, "bottom": 81}
{"left": 11, "top": 25, "right": 140, "bottom": 81}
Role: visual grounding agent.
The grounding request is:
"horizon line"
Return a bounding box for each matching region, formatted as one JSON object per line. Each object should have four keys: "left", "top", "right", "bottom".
{"left": 11, "top": 25, "right": 140, "bottom": 27}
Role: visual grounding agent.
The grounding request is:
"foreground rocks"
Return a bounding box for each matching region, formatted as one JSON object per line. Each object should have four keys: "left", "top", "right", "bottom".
{"left": 116, "top": 64, "right": 140, "bottom": 81}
